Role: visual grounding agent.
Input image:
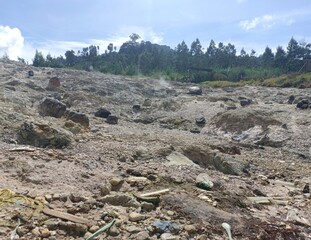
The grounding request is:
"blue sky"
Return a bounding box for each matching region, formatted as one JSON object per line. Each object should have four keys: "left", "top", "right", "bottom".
{"left": 1, "top": 0, "right": 311, "bottom": 62}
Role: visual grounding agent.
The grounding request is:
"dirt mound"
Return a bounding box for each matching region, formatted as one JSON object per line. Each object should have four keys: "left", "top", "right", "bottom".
{"left": 212, "top": 107, "right": 282, "bottom": 132}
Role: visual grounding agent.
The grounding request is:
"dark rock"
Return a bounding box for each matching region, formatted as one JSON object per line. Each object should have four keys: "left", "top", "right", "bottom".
{"left": 64, "top": 111, "right": 89, "bottom": 127}
{"left": 18, "top": 121, "right": 72, "bottom": 148}
{"left": 152, "top": 220, "right": 180, "bottom": 235}
{"left": 288, "top": 95, "right": 295, "bottom": 104}
{"left": 95, "top": 107, "right": 111, "bottom": 118}
{"left": 133, "top": 104, "right": 141, "bottom": 112}
{"left": 195, "top": 115, "right": 206, "bottom": 125}
{"left": 253, "top": 189, "right": 266, "bottom": 196}
{"left": 106, "top": 115, "right": 118, "bottom": 125}
{"left": 302, "top": 183, "right": 309, "bottom": 193}
{"left": 28, "top": 70, "right": 34, "bottom": 77}
{"left": 187, "top": 86, "right": 202, "bottom": 95}
{"left": 240, "top": 98, "right": 252, "bottom": 106}
{"left": 47, "top": 76, "right": 61, "bottom": 91}
{"left": 39, "top": 97, "right": 67, "bottom": 118}
{"left": 227, "top": 105, "right": 237, "bottom": 110}
{"left": 296, "top": 99, "right": 309, "bottom": 109}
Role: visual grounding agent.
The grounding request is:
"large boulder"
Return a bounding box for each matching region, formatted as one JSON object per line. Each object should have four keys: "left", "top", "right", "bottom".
{"left": 47, "top": 76, "right": 61, "bottom": 91}
{"left": 18, "top": 121, "right": 72, "bottom": 148}
{"left": 64, "top": 111, "right": 89, "bottom": 128}
{"left": 212, "top": 108, "right": 281, "bottom": 132}
{"left": 39, "top": 97, "right": 67, "bottom": 118}
{"left": 181, "top": 145, "right": 249, "bottom": 175}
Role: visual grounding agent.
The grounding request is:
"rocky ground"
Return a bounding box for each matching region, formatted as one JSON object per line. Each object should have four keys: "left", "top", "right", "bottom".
{"left": 0, "top": 59, "right": 310, "bottom": 240}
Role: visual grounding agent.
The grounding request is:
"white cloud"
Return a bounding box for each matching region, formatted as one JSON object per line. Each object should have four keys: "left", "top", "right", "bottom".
{"left": 0, "top": 25, "right": 24, "bottom": 60}
{"left": 239, "top": 9, "right": 310, "bottom": 31}
{"left": 18, "top": 26, "right": 164, "bottom": 62}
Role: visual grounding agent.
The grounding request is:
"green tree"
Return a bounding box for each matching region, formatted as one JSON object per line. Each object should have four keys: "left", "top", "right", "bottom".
{"left": 261, "top": 46, "right": 274, "bottom": 67}
{"left": 65, "top": 50, "right": 76, "bottom": 66}
{"left": 107, "top": 43, "right": 113, "bottom": 53}
{"left": 33, "top": 50, "right": 46, "bottom": 67}
{"left": 129, "top": 33, "right": 140, "bottom": 43}
{"left": 274, "top": 46, "right": 286, "bottom": 68}
{"left": 190, "top": 38, "right": 203, "bottom": 56}
{"left": 175, "top": 40, "right": 189, "bottom": 72}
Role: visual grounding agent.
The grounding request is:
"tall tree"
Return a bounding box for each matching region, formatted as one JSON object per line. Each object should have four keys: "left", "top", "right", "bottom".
{"left": 190, "top": 38, "right": 203, "bottom": 56}
{"left": 261, "top": 46, "right": 274, "bottom": 67}
{"left": 175, "top": 40, "right": 189, "bottom": 72}
{"left": 65, "top": 50, "right": 76, "bottom": 66}
{"left": 274, "top": 46, "right": 286, "bottom": 68}
{"left": 33, "top": 50, "right": 46, "bottom": 67}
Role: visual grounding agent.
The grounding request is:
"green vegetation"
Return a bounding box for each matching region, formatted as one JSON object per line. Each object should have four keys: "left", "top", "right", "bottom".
{"left": 32, "top": 35, "right": 311, "bottom": 85}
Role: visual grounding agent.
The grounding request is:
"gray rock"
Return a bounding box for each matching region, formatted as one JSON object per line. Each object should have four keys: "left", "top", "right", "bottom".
{"left": 107, "top": 225, "right": 120, "bottom": 236}
{"left": 196, "top": 173, "right": 214, "bottom": 190}
{"left": 57, "top": 221, "right": 88, "bottom": 237}
{"left": 99, "top": 193, "right": 140, "bottom": 208}
{"left": 106, "top": 115, "right": 118, "bottom": 124}
{"left": 152, "top": 220, "right": 180, "bottom": 234}
{"left": 136, "top": 231, "right": 150, "bottom": 240}
{"left": 182, "top": 146, "right": 249, "bottom": 175}
{"left": 18, "top": 121, "right": 72, "bottom": 148}
{"left": 64, "top": 110, "right": 89, "bottom": 127}
{"left": 160, "top": 233, "right": 178, "bottom": 240}
{"left": 39, "top": 97, "right": 67, "bottom": 118}
{"left": 195, "top": 115, "right": 206, "bottom": 125}
{"left": 240, "top": 98, "right": 251, "bottom": 107}
{"left": 188, "top": 86, "right": 202, "bottom": 95}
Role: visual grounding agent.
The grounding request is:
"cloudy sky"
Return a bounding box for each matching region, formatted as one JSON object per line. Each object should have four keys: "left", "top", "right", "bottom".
{"left": 1, "top": 0, "right": 311, "bottom": 62}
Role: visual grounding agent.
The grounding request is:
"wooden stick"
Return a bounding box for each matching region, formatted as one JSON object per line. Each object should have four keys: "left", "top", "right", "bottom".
{"left": 139, "top": 188, "right": 170, "bottom": 197}
{"left": 9, "top": 147, "right": 36, "bottom": 152}
{"left": 42, "top": 208, "right": 94, "bottom": 225}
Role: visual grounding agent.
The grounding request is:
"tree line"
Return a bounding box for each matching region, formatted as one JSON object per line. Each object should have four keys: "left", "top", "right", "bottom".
{"left": 32, "top": 34, "right": 311, "bottom": 82}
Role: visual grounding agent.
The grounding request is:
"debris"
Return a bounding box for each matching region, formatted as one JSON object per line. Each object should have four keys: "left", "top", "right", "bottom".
{"left": 0, "top": 188, "right": 44, "bottom": 220}
{"left": 42, "top": 208, "right": 94, "bottom": 225}
{"left": 247, "top": 197, "right": 271, "bottom": 204}
{"left": 222, "top": 222, "right": 233, "bottom": 240}
{"left": 134, "top": 194, "right": 160, "bottom": 205}
{"left": 86, "top": 218, "right": 116, "bottom": 240}
{"left": 9, "top": 218, "right": 20, "bottom": 240}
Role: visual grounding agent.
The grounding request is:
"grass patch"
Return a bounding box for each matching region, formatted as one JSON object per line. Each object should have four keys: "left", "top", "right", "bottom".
{"left": 263, "top": 73, "right": 311, "bottom": 87}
